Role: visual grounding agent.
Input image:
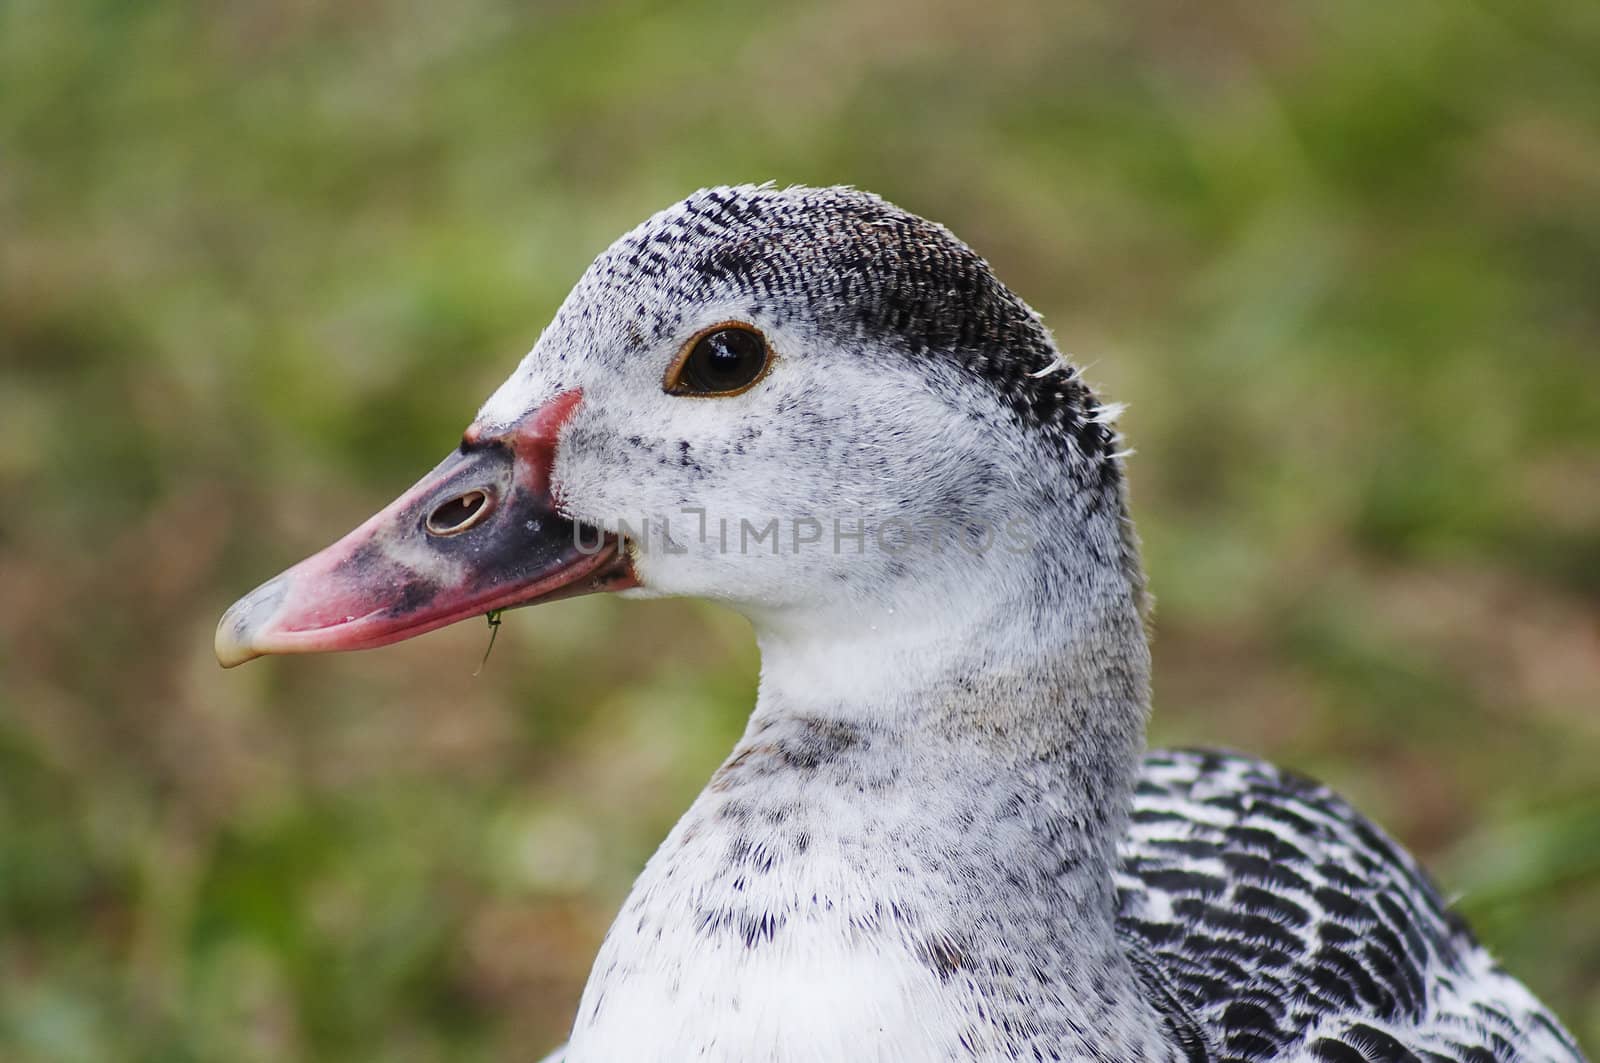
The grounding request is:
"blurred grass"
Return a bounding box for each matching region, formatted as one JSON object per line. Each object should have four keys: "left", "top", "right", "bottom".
{"left": 1, "top": 0, "right": 1597, "bottom": 1058}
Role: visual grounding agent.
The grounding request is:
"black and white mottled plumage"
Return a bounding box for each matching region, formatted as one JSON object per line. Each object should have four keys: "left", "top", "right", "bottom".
{"left": 1120, "top": 750, "right": 1584, "bottom": 1062}
{"left": 458, "top": 185, "right": 1582, "bottom": 1061}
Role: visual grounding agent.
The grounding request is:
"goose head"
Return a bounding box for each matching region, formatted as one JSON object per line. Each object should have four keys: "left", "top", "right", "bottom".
{"left": 216, "top": 185, "right": 1140, "bottom": 670}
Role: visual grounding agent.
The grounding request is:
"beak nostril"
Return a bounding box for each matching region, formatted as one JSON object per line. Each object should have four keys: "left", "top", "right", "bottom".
{"left": 426, "top": 489, "right": 493, "bottom": 536}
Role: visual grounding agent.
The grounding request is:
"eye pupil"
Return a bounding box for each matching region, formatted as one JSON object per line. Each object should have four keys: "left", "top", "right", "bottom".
{"left": 672, "top": 325, "right": 770, "bottom": 396}
{"left": 706, "top": 334, "right": 743, "bottom": 374}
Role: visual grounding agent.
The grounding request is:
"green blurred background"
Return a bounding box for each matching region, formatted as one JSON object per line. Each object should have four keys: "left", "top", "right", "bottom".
{"left": 3, "top": 1, "right": 1598, "bottom": 1058}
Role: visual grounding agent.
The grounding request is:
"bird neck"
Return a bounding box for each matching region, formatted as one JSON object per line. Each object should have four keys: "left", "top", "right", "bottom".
{"left": 748, "top": 554, "right": 1152, "bottom": 885}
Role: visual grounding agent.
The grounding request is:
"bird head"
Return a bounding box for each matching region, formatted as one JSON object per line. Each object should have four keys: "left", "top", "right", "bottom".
{"left": 216, "top": 185, "right": 1135, "bottom": 667}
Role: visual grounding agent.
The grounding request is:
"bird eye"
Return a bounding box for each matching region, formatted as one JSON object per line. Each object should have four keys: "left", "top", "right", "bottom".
{"left": 665, "top": 323, "right": 772, "bottom": 397}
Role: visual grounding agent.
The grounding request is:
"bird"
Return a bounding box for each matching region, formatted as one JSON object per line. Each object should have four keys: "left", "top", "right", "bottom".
{"left": 216, "top": 184, "right": 1586, "bottom": 1062}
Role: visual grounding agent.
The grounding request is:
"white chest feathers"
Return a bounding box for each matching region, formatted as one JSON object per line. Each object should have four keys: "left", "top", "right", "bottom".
{"left": 561, "top": 715, "right": 1176, "bottom": 1063}
{"left": 570, "top": 912, "right": 962, "bottom": 1063}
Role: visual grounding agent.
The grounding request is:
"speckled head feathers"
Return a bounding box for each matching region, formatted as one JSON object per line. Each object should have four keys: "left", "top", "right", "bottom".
{"left": 476, "top": 184, "right": 1140, "bottom": 623}
{"left": 612, "top": 187, "right": 1092, "bottom": 421}
{"left": 485, "top": 184, "right": 1119, "bottom": 461}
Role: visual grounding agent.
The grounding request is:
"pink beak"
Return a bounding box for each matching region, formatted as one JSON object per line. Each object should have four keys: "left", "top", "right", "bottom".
{"left": 214, "top": 390, "right": 635, "bottom": 667}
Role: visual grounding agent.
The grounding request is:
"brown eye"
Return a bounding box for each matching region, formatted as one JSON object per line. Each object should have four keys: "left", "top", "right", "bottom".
{"left": 666, "top": 324, "right": 772, "bottom": 397}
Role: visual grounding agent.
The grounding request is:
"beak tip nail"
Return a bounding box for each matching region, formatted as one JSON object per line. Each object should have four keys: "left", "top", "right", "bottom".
{"left": 214, "top": 607, "right": 262, "bottom": 668}
{"left": 214, "top": 575, "right": 290, "bottom": 668}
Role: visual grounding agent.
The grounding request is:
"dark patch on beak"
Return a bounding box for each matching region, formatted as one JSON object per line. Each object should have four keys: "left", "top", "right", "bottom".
{"left": 216, "top": 390, "right": 637, "bottom": 666}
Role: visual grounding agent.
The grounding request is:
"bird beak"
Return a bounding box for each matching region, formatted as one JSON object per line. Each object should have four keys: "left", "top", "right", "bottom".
{"left": 214, "top": 389, "right": 635, "bottom": 668}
